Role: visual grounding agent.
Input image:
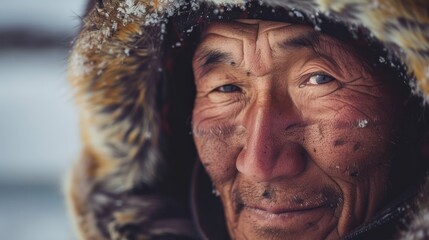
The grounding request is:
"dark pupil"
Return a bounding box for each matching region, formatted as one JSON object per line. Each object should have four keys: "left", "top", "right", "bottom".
{"left": 315, "top": 75, "right": 332, "bottom": 84}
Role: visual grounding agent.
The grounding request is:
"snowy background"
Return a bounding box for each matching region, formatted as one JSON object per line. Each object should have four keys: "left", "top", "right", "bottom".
{"left": 0, "top": 0, "right": 86, "bottom": 239}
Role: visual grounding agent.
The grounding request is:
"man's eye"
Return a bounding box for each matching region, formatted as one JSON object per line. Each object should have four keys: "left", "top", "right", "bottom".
{"left": 215, "top": 84, "right": 241, "bottom": 93}
{"left": 308, "top": 74, "right": 335, "bottom": 85}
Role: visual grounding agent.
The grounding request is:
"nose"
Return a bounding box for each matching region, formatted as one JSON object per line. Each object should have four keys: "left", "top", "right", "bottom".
{"left": 236, "top": 95, "right": 306, "bottom": 182}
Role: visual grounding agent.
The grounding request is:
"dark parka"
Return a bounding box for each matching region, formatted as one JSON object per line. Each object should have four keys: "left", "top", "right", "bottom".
{"left": 67, "top": 0, "right": 429, "bottom": 239}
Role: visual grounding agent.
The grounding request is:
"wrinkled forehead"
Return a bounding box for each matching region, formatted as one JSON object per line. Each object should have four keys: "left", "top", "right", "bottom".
{"left": 193, "top": 19, "right": 362, "bottom": 75}
{"left": 195, "top": 19, "right": 355, "bottom": 57}
{"left": 200, "top": 19, "right": 308, "bottom": 43}
{"left": 202, "top": 19, "right": 293, "bottom": 36}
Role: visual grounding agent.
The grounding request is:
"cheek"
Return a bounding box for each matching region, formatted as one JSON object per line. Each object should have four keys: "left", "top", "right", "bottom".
{"left": 299, "top": 91, "right": 397, "bottom": 180}
{"left": 194, "top": 136, "right": 239, "bottom": 185}
{"left": 305, "top": 124, "right": 393, "bottom": 179}
{"left": 192, "top": 102, "right": 242, "bottom": 185}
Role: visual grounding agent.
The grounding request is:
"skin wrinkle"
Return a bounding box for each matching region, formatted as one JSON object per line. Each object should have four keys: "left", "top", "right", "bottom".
{"left": 328, "top": 99, "right": 398, "bottom": 146}
{"left": 202, "top": 50, "right": 233, "bottom": 67}
{"left": 195, "top": 49, "right": 234, "bottom": 77}
{"left": 238, "top": 20, "right": 296, "bottom": 77}
{"left": 197, "top": 23, "right": 325, "bottom": 79}
{"left": 298, "top": 53, "right": 342, "bottom": 80}
{"left": 192, "top": 20, "right": 402, "bottom": 240}
{"left": 193, "top": 35, "right": 243, "bottom": 80}
{"left": 276, "top": 32, "right": 362, "bottom": 81}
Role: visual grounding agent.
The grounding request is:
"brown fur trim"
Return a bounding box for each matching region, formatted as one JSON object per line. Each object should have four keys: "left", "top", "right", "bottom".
{"left": 69, "top": 0, "right": 166, "bottom": 194}
{"left": 66, "top": 151, "right": 105, "bottom": 239}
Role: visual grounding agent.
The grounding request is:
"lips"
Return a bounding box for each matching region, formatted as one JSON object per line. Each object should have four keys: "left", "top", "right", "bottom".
{"left": 241, "top": 199, "right": 332, "bottom": 224}
{"left": 234, "top": 191, "right": 338, "bottom": 213}
{"left": 245, "top": 203, "right": 329, "bottom": 215}
{"left": 241, "top": 201, "right": 333, "bottom": 233}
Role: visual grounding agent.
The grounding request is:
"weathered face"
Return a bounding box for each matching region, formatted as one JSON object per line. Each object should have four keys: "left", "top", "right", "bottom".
{"left": 192, "top": 20, "right": 400, "bottom": 239}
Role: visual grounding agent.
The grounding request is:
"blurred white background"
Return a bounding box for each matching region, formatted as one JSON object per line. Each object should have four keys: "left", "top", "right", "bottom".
{"left": 0, "top": 0, "right": 86, "bottom": 239}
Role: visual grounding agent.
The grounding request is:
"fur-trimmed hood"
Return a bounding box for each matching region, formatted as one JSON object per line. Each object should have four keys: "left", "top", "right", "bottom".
{"left": 67, "top": 0, "right": 429, "bottom": 239}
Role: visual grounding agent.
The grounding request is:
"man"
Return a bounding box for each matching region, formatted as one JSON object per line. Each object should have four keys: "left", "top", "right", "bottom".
{"left": 67, "top": 1, "right": 429, "bottom": 239}
{"left": 192, "top": 19, "right": 410, "bottom": 239}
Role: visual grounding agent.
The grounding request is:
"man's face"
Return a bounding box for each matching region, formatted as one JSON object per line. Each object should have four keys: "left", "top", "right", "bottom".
{"left": 191, "top": 20, "right": 399, "bottom": 239}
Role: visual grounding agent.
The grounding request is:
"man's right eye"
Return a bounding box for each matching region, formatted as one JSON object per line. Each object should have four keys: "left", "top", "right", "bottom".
{"left": 215, "top": 84, "right": 241, "bottom": 93}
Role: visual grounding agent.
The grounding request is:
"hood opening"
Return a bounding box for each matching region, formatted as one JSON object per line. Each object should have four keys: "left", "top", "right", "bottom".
{"left": 160, "top": 2, "right": 429, "bottom": 238}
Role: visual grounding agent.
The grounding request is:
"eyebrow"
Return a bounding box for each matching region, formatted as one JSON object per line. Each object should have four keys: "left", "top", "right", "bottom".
{"left": 197, "top": 50, "right": 233, "bottom": 68}
{"left": 279, "top": 31, "right": 343, "bottom": 70}
{"left": 279, "top": 31, "right": 321, "bottom": 50}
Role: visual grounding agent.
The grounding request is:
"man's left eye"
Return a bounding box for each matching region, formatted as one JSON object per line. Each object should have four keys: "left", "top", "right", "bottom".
{"left": 308, "top": 74, "right": 335, "bottom": 85}
{"left": 215, "top": 84, "right": 241, "bottom": 93}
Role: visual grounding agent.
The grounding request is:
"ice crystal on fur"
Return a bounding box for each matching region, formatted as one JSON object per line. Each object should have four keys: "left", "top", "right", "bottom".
{"left": 118, "top": 0, "right": 146, "bottom": 25}
{"left": 70, "top": 52, "right": 91, "bottom": 78}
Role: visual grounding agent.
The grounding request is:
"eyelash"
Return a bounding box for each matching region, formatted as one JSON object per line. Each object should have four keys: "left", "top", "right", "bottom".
{"left": 214, "top": 84, "right": 241, "bottom": 93}
{"left": 308, "top": 73, "right": 335, "bottom": 84}
{"left": 300, "top": 72, "right": 337, "bottom": 87}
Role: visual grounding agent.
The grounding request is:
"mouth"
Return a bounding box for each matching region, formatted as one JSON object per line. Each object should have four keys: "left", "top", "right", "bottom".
{"left": 242, "top": 203, "right": 332, "bottom": 229}
{"left": 231, "top": 186, "right": 341, "bottom": 233}
{"left": 246, "top": 204, "right": 328, "bottom": 216}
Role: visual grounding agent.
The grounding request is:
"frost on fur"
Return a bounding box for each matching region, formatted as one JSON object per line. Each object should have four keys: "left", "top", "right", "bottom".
{"left": 400, "top": 208, "right": 429, "bottom": 240}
